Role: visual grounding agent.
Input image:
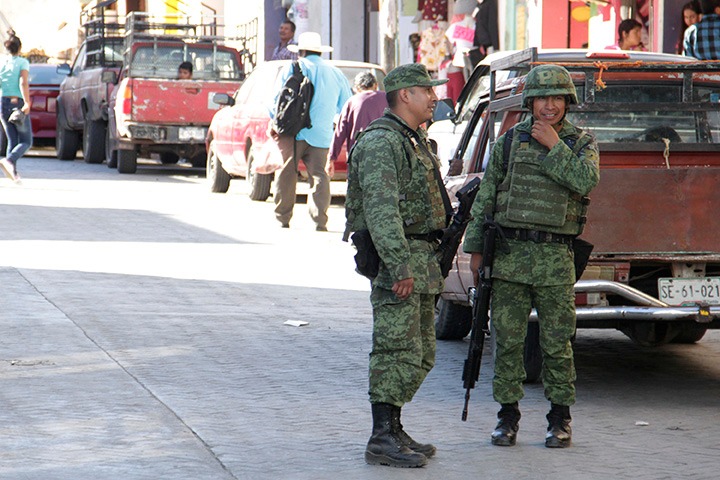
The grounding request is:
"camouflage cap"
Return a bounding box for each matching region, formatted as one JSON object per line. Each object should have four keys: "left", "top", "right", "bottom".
{"left": 383, "top": 63, "right": 448, "bottom": 93}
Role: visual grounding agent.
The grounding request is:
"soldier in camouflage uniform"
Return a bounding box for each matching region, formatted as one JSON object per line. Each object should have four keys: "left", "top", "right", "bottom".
{"left": 345, "top": 63, "right": 449, "bottom": 468}
{"left": 463, "top": 64, "right": 600, "bottom": 448}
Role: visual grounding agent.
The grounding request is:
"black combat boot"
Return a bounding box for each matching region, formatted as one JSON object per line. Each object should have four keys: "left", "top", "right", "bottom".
{"left": 545, "top": 403, "right": 572, "bottom": 448}
{"left": 365, "top": 403, "right": 428, "bottom": 468}
{"left": 390, "top": 405, "right": 436, "bottom": 458}
{"left": 491, "top": 402, "right": 521, "bottom": 446}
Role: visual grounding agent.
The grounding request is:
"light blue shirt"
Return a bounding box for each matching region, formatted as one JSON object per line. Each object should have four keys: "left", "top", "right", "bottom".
{"left": 272, "top": 55, "right": 352, "bottom": 149}
{"left": 0, "top": 55, "right": 30, "bottom": 98}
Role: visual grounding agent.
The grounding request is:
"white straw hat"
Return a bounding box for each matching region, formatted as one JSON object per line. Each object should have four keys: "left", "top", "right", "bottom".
{"left": 288, "top": 32, "right": 333, "bottom": 53}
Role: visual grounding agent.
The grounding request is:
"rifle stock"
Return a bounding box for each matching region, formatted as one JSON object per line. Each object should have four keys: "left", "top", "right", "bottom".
{"left": 461, "top": 215, "right": 497, "bottom": 421}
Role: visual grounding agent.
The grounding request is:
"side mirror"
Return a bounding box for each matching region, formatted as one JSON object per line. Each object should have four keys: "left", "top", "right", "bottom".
{"left": 56, "top": 63, "right": 71, "bottom": 76}
{"left": 213, "top": 92, "right": 235, "bottom": 106}
{"left": 101, "top": 70, "right": 118, "bottom": 84}
{"left": 433, "top": 98, "right": 456, "bottom": 122}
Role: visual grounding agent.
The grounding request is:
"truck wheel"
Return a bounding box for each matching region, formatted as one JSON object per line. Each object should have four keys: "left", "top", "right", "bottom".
{"left": 160, "top": 152, "right": 179, "bottom": 164}
{"left": 117, "top": 150, "right": 138, "bottom": 174}
{"left": 523, "top": 322, "right": 543, "bottom": 383}
{"left": 671, "top": 323, "right": 708, "bottom": 344}
{"left": 56, "top": 116, "right": 80, "bottom": 160}
{"left": 435, "top": 298, "right": 472, "bottom": 340}
{"left": 83, "top": 118, "right": 106, "bottom": 164}
{"left": 207, "top": 148, "right": 230, "bottom": 193}
{"left": 105, "top": 127, "right": 117, "bottom": 168}
{"left": 246, "top": 150, "right": 272, "bottom": 201}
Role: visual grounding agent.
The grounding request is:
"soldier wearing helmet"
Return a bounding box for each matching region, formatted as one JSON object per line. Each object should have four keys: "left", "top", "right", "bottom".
{"left": 463, "top": 64, "right": 600, "bottom": 449}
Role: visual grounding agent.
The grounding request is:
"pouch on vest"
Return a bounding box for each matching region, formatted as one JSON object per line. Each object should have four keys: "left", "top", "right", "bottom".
{"left": 350, "top": 230, "right": 380, "bottom": 279}
{"left": 505, "top": 147, "right": 569, "bottom": 227}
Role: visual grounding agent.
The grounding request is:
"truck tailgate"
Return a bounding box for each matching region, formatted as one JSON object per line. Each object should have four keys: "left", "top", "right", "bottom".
{"left": 130, "top": 79, "right": 236, "bottom": 124}
{"left": 584, "top": 151, "right": 720, "bottom": 255}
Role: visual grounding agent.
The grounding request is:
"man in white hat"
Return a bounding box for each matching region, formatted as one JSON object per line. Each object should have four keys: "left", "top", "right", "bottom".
{"left": 270, "top": 32, "right": 352, "bottom": 231}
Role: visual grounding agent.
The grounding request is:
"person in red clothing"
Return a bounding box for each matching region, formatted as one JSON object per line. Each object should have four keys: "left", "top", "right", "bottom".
{"left": 328, "top": 72, "right": 388, "bottom": 177}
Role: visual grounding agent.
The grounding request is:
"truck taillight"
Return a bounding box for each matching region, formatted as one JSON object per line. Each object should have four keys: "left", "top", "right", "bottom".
{"left": 122, "top": 79, "right": 133, "bottom": 115}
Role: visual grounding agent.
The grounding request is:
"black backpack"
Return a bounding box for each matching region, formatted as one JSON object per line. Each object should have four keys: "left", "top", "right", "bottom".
{"left": 273, "top": 61, "right": 314, "bottom": 137}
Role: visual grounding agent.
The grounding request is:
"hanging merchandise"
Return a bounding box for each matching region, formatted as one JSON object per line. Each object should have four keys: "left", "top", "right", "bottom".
{"left": 473, "top": 0, "right": 499, "bottom": 52}
{"left": 418, "top": 22, "right": 450, "bottom": 72}
{"left": 419, "top": 0, "right": 449, "bottom": 22}
{"left": 446, "top": 13, "right": 475, "bottom": 68}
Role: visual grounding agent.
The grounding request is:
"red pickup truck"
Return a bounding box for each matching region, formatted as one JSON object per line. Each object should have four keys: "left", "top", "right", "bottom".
{"left": 438, "top": 49, "right": 720, "bottom": 380}
{"left": 106, "top": 13, "right": 247, "bottom": 174}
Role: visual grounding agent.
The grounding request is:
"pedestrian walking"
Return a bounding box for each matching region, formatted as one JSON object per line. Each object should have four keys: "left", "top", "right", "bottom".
{"left": 327, "top": 71, "right": 388, "bottom": 177}
{"left": 269, "top": 31, "right": 351, "bottom": 231}
{"left": 345, "top": 63, "right": 449, "bottom": 468}
{"left": 463, "top": 64, "right": 600, "bottom": 449}
{"left": 684, "top": 0, "right": 720, "bottom": 59}
{"left": 0, "top": 30, "right": 32, "bottom": 184}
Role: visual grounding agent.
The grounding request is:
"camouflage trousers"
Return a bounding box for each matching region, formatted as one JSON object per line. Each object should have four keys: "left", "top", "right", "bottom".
{"left": 491, "top": 279, "right": 577, "bottom": 406}
{"left": 368, "top": 287, "right": 436, "bottom": 406}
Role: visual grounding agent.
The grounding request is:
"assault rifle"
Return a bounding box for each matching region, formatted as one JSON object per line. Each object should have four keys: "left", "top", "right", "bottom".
{"left": 438, "top": 177, "right": 482, "bottom": 278}
{"left": 461, "top": 214, "right": 499, "bottom": 421}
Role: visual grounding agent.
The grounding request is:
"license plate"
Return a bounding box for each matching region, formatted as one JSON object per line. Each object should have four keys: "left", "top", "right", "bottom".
{"left": 658, "top": 277, "right": 720, "bottom": 306}
{"left": 179, "top": 126, "right": 206, "bottom": 141}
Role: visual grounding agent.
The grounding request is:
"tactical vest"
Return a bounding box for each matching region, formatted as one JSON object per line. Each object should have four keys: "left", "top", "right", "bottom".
{"left": 343, "top": 116, "right": 450, "bottom": 241}
{"left": 495, "top": 128, "right": 591, "bottom": 236}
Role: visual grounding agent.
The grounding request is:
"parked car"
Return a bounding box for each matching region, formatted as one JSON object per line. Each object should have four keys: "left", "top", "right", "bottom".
{"left": 437, "top": 48, "right": 719, "bottom": 381}
{"left": 428, "top": 49, "right": 693, "bottom": 175}
{"left": 27, "top": 64, "right": 68, "bottom": 146}
{"left": 206, "top": 59, "right": 386, "bottom": 201}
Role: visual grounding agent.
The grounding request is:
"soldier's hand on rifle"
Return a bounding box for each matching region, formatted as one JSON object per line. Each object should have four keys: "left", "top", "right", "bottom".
{"left": 392, "top": 278, "right": 414, "bottom": 300}
{"left": 470, "top": 253, "right": 483, "bottom": 286}
{"left": 531, "top": 120, "right": 560, "bottom": 150}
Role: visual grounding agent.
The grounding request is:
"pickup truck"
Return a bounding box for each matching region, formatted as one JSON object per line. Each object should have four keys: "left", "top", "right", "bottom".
{"left": 106, "top": 13, "right": 246, "bottom": 174}
{"left": 55, "top": 10, "right": 124, "bottom": 163}
{"left": 438, "top": 49, "right": 720, "bottom": 380}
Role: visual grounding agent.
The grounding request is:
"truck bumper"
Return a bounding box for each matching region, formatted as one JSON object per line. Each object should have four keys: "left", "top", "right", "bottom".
{"left": 124, "top": 123, "right": 208, "bottom": 144}
{"left": 468, "top": 279, "right": 720, "bottom": 323}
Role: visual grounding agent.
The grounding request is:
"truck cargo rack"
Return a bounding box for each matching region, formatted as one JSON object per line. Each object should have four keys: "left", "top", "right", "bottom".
{"left": 81, "top": 4, "right": 125, "bottom": 68}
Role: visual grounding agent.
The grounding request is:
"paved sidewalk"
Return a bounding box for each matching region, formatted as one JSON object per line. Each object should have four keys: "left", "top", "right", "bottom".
{"left": 1, "top": 156, "right": 719, "bottom": 479}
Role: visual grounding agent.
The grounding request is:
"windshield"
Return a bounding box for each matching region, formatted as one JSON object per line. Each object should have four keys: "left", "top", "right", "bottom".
{"left": 29, "top": 67, "right": 67, "bottom": 85}
{"left": 130, "top": 45, "right": 242, "bottom": 80}
{"left": 569, "top": 84, "right": 720, "bottom": 144}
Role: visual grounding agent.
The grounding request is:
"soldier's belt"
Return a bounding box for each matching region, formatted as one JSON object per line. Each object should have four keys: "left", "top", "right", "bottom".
{"left": 500, "top": 227, "right": 574, "bottom": 246}
{"left": 405, "top": 230, "right": 443, "bottom": 243}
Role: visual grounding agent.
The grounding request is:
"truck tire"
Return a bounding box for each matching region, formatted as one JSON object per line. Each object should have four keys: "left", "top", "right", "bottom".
{"left": 56, "top": 113, "right": 80, "bottom": 160}
{"left": 83, "top": 118, "right": 106, "bottom": 164}
{"left": 523, "top": 322, "right": 543, "bottom": 383}
{"left": 671, "top": 323, "right": 708, "bottom": 344}
{"left": 160, "top": 152, "right": 179, "bottom": 164}
{"left": 623, "top": 322, "right": 676, "bottom": 347}
{"left": 246, "top": 150, "right": 272, "bottom": 201}
{"left": 435, "top": 298, "right": 472, "bottom": 340}
{"left": 117, "top": 149, "right": 138, "bottom": 174}
{"left": 207, "top": 148, "right": 230, "bottom": 193}
{"left": 105, "top": 128, "right": 117, "bottom": 169}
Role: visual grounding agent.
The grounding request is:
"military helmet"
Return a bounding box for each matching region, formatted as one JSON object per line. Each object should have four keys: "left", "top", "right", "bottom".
{"left": 522, "top": 65, "right": 578, "bottom": 107}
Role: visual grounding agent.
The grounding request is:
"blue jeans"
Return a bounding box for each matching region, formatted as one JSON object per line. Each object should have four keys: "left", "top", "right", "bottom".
{"left": 1, "top": 97, "right": 33, "bottom": 170}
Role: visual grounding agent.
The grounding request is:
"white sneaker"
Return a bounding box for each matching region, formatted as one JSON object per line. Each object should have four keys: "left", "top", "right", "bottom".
{"left": 0, "top": 158, "right": 15, "bottom": 181}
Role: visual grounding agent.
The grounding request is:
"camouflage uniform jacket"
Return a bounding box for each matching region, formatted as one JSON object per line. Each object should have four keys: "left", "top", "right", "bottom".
{"left": 463, "top": 117, "right": 600, "bottom": 286}
{"left": 349, "top": 111, "right": 446, "bottom": 293}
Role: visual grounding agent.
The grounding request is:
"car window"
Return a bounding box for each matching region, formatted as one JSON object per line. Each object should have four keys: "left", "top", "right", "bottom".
{"left": 458, "top": 70, "right": 510, "bottom": 123}
{"left": 29, "top": 67, "right": 67, "bottom": 85}
{"left": 336, "top": 66, "right": 385, "bottom": 91}
{"left": 71, "top": 44, "right": 87, "bottom": 75}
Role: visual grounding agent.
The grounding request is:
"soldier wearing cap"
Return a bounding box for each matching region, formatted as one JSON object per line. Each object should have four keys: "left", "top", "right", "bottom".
{"left": 345, "top": 63, "right": 448, "bottom": 468}
{"left": 463, "top": 64, "right": 600, "bottom": 448}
